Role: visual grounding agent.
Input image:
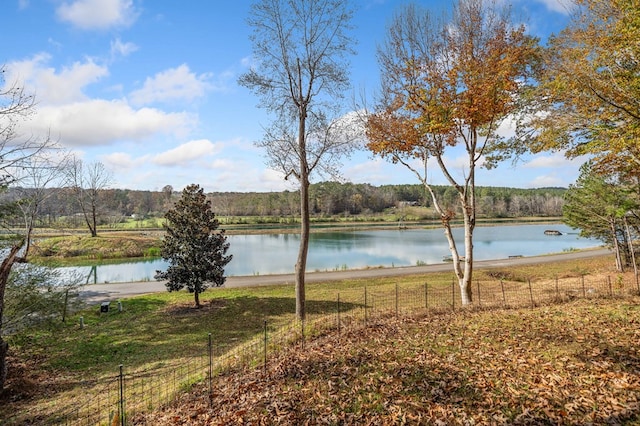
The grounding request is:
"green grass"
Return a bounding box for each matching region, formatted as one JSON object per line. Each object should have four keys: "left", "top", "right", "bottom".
{"left": 2, "top": 253, "right": 630, "bottom": 424}
{"left": 13, "top": 254, "right": 617, "bottom": 376}
{"left": 30, "top": 234, "right": 162, "bottom": 263}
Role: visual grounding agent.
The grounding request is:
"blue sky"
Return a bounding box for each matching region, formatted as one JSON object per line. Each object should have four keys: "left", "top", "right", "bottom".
{"left": 1, "top": 0, "right": 581, "bottom": 193}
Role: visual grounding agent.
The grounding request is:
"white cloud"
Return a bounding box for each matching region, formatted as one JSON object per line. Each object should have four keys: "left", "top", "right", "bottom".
{"left": 129, "top": 64, "right": 213, "bottom": 106}
{"left": 4, "top": 55, "right": 197, "bottom": 149}
{"left": 6, "top": 54, "right": 108, "bottom": 104}
{"left": 152, "top": 139, "right": 220, "bottom": 166}
{"left": 528, "top": 173, "right": 565, "bottom": 187}
{"left": 533, "top": 0, "right": 573, "bottom": 15}
{"left": 522, "top": 152, "right": 584, "bottom": 169}
{"left": 345, "top": 158, "right": 388, "bottom": 184}
{"left": 34, "top": 100, "right": 194, "bottom": 146}
{"left": 208, "top": 166, "right": 290, "bottom": 193}
{"left": 110, "top": 38, "right": 138, "bottom": 59}
{"left": 101, "top": 152, "right": 138, "bottom": 171}
{"left": 56, "top": 0, "right": 138, "bottom": 30}
{"left": 240, "top": 56, "right": 254, "bottom": 68}
{"left": 257, "top": 168, "right": 289, "bottom": 190}
{"left": 210, "top": 158, "right": 235, "bottom": 170}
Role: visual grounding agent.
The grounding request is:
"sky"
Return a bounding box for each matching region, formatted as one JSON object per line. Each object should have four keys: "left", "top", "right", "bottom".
{"left": 1, "top": 0, "right": 583, "bottom": 193}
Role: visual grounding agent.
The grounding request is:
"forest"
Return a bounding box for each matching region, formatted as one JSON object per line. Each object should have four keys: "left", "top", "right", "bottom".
{"left": 1, "top": 182, "right": 566, "bottom": 229}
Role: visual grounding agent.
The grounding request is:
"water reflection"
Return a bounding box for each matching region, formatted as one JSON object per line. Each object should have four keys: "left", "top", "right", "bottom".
{"left": 61, "top": 224, "right": 598, "bottom": 284}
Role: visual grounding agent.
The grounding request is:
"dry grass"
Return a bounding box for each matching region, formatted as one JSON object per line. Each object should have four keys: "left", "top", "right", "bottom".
{"left": 2, "top": 253, "right": 639, "bottom": 424}
{"left": 136, "top": 298, "right": 640, "bottom": 425}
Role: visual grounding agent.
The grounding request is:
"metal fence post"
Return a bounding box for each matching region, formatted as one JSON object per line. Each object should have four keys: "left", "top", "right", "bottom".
{"left": 500, "top": 279, "right": 506, "bottom": 306}
{"left": 608, "top": 275, "right": 612, "bottom": 297}
{"left": 528, "top": 279, "right": 534, "bottom": 308}
{"left": 424, "top": 282, "right": 428, "bottom": 310}
{"left": 364, "top": 286, "right": 368, "bottom": 324}
{"left": 451, "top": 279, "right": 455, "bottom": 311}
{"left": 337, "top": 294, "right": 341, "bottom": 334}
{"left": 582, "top": 275, "right": 586, "bottom": 298}
{"left": 395, "top": 283, "right": 399, "bottom": 318}
{"left": 62, "top": 288, "right": 69, "bottom": 322}
{"left": 208, "top": 333, "right": 213, "bottom": 407}
{"left": 263, "top": 320, "right": 268, "bottom": 371}
{"left": 476, "top": 279, "right": 481, "bottom": 306}
{"left": 118, "top": 364, "right": 125, "bottom": 426}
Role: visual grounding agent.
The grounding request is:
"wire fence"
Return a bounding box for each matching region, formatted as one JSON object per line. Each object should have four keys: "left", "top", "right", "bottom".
{"left": 9, "top": 270, "right": 640, "bottom": 425}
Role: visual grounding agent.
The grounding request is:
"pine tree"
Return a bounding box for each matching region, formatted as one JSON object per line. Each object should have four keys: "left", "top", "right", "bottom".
{"left": 155, "top": 184, "right": 232, "bottom": 308}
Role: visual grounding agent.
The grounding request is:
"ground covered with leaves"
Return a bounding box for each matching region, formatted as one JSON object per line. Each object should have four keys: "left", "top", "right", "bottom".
{"left": 135, "top": 298, "right": 640, "bottom": 425}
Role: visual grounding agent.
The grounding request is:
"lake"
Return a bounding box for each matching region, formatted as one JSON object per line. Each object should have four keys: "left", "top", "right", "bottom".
{"left": 66, "top": 223, "right": 599, "bottom": 284}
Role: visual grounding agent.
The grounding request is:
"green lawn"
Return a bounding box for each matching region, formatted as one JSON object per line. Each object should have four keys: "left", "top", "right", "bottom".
{"left": 2, "top": 253, "right": 636, "bottom": 424}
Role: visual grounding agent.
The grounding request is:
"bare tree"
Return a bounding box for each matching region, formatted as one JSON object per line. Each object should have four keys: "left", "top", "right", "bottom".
{"left": 66, "top": 157, "right": 113, "bottom": 237}
{"left": 10, "top": 150, "right": 71, "bottom": 258}
{"left": 161, "top": 184, "right": 174, "bottom": 211}
{"left": 0, "top": 66, "right": 57, "bottom": 391}
{"left": 239, "top": 0, "right": 356, "bottom": 320}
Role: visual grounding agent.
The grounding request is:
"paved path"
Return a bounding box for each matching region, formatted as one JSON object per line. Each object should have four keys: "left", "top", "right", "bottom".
{"left": 79, "top": 248, "right": 611, "bottom": 303}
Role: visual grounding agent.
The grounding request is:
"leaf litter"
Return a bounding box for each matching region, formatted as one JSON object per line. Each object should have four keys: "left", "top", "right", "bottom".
{"left": 134, "top": 298, "right": 640, "bottom": 425}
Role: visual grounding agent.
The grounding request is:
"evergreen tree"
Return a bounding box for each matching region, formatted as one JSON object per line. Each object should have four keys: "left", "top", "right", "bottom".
{"left": 563, "top": 163, "right": 638, "bottom": 272}
{"left": 155, "top": 184, "right": 232, "bottom": 308}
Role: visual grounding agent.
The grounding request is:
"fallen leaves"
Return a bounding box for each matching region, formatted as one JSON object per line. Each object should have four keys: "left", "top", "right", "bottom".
{"left": 134, "top": 298, "right": 640, "bottom": 425}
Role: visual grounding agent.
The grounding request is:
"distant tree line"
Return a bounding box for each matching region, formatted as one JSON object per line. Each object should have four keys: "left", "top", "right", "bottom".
{"left": 210, "top": 183, "right": 566, "bottom": 219}
{"left": 1, "top": 182, "right": 566, "bottom": 229}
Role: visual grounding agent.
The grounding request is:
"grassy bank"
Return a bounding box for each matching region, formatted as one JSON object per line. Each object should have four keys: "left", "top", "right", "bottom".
{"left": 3, "top": 253, "right": 638, "bottom": 424}
{"left": 30, "top": 232, "right": 162, "bottom": 264}
{"left": 139, "top": 298, "right": 640, "bottom": 425}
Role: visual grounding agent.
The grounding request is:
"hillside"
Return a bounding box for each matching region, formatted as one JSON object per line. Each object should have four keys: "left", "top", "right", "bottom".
{"left": 135, "top": 298, "right": 640, "bottom": 425}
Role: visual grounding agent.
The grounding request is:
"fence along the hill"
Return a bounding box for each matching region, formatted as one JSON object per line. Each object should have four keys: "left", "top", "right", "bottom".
{"left": 19, "top": 271, "right": 640, "bottom": 425}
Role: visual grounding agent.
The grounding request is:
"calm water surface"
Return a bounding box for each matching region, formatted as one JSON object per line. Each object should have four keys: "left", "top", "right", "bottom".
{"left": 68, "top": 224, "right": 599, "bottom": 284}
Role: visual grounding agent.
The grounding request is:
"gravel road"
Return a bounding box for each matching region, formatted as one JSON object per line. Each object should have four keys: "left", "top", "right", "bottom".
{"left": 79, "top": 247, "right": 611, "bottom": 303}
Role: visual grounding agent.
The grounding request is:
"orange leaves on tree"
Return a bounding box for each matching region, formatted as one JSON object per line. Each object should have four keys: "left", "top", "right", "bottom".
{"left": 367, "top": 0, "right": 540, "bottom": 158}
{"left": 533, "top": 0, "right": 640, "bottom": 179}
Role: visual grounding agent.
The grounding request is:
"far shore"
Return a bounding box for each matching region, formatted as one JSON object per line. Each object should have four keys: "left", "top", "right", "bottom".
{"left": 28, "top": 216, "right": 567, "bottom": 266}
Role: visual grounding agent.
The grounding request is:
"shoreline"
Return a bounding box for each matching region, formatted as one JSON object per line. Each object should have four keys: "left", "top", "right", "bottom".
{"left": 79, "top": 247, "right": 611, "bottom": 303}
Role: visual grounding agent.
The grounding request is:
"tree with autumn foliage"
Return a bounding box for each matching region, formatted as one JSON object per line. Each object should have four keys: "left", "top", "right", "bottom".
{"left": 155, "top": 184, "right": 232, "bottom": 308}
{"left": 366, "top": 0, "right": 541, "bottom": 305}
{"left": 530, "top": 0, "right": 640, "bottom": 179}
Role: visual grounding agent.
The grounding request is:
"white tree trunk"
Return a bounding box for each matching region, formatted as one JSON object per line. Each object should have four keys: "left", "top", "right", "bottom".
{"left": 460, "top": 211, "right": 474, "bottom": 305}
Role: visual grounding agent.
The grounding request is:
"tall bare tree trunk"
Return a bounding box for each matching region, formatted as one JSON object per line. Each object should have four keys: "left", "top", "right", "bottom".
{"left": 90, "top": 201, "right": 98, "bottom": 238}
{"left": 0, "top": 241, "right": 25, "bottom": 391}
{"left": 625, "top": 216, "right": 637, "bottom": 277}
{"left": 611, "top": 221, "right": 624, "bottom": 272}
{"left": 296, "top": 113, "right": 309, "bottom": 321}
{"left": 296, "top": 179, "right": 310, "bottom": 321}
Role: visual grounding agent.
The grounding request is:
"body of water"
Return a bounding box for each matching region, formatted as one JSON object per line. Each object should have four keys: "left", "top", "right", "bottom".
{"left": 67, "top": 223, "right": 599, "bottom": 284}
